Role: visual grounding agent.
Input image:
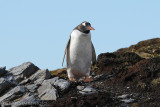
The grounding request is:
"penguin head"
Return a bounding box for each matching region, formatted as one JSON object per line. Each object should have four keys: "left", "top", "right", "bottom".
{"left": 76, "top": 21, "right": 95, "bottom": 34}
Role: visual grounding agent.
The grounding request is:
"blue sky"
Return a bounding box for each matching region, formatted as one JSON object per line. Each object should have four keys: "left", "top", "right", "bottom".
{"left": 0, "top": 0, "right": 160, "bottom": 70}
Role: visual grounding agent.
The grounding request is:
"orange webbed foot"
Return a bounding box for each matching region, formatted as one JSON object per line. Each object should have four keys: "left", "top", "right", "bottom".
{"left": 84, "top": 76, "right": 93, "bottom": 82}
{"left": 69, "top": 77, "right": 76, "bottom": 82}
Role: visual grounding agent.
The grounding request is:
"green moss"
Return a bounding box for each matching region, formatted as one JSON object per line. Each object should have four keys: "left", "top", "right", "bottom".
{"left": 131, "top": 49, "right": 135, "bottom": 52}
{"left": 50, "top": 68, "right": 67, "bottom": 78}
{"left": 136, "top": 82, "right": 146, "bottom": 88}
{"left": 117, "top": 38, "right": 160, "bottom": 59}
{"left": 131, "top": 103, "right": 139, "bottom": 107}
{"left": 91, "top": 64, "right": 97, "bottom": 71}
{"left": 50, "top": 65, "right": 97, "bottom": 79}
{"left": 136, "top": 52, "right": 152, "bottom": 59}
{"left": 151, "top": 78, "right": 160, "bottom": 86}
{"left": 152, "top": 54, "right": 160, "bottom": 58}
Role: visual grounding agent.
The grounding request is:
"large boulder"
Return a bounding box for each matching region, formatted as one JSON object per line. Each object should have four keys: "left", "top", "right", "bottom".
{"left": 26, "top": 84, "right": 39, "bottom": 93}
{"left": 29, "top": 69, "right": 51, "bottom": 84}
{"left": 38, "top": 80, "right": 55, "bottom": 95}
{"left": 53, "top": 79, "right": 70, "bottom": 91}
{"left": 44, "top": 77, "right": 59, "bottom": 85}
{"left": 12, "top": 95, "right": 40, "bottom": 107}
{"left": 8, "top": 62, "right": 39, "bottom": 83}
{"left": 0, "top": 86, "right": 26, "bottom": 103}
{"left": 37, "top": 80, "right": 58, "bottom": 100}
{"left": 43, "top": 77, "right": 70, "bottom": 91}
{"left": 39, "top": 88, "right": 58, "bottom": 100}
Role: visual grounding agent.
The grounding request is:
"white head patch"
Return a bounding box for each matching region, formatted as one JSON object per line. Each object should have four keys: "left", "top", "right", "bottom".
{"left": 82, "top": 22, "right": 86, "bottom": 26}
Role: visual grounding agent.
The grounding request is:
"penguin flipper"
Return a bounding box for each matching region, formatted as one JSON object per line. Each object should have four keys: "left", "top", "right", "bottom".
{"left": 62, "top": 38, "right": 70, "bottom": 66}
{"left": 91, "top": 42, "right": 96, "bottom": 65}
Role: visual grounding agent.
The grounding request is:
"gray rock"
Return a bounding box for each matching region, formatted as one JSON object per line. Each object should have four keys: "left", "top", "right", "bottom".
{"left": 0, "top": 78, "right": 12, "bottom": 95}
{"left": 54, "top": 79, "right": 70, "bottom": 91}
{"left": 26, "top": 84, "right": 39, "bottom": 93}
{"left": 30, "top": 69, "right": 51, "bottom": 84}
{"left": 118, "top": 94, "right": 130, "bottom": 99}
{"left": 9, "top": 62, "right": 39, "bottom": 83}
{"left": 38, "top": 77, "right": 70, "bottom": 92}
{"left": 79, "top": 86, "right": 98, "bottom": 95}
{"left": 37, "top": 81, "right": 58, "bottom": 100}
{"left": 1, "top": 102, "right": 11, "bottom": 107}
{"left": 121, "top": 98, "right": 135, "bottom": 103}
{"left": 92, "top": 71, "right": 96, "bottom": 75}
{"left": 77, "top": 86, "right": 85, "bottom": 91}
{"left": 12, "top": 95, "right": 40, "bottom": 107}
{"left": 39, "top": 89, "right": 58, "bottom": 100}
{"left": 93, "top": 74, "right": 103, "bottom": 80}
{"left": 121, "top": 103, "right": 129, "bottom": 107}
{"left": 0, "top": 86, "right": 26, "bottom": 102}
{"left": 82, "top": 86, "right": 97, "bottom": 92}
{"left": 4, "top": 74, "right": 18, "bottom": 85}
{"left": 45, "top": 77, "right": 59, "bottom": 85}
{"left": 19, "top": 78, "right": 30, "bottom": 85}
{"left": 37, "top": 81, "right": 55, "bottom": 95}
{"left": 0, "top": 66, "right": 7, "bottom": 77}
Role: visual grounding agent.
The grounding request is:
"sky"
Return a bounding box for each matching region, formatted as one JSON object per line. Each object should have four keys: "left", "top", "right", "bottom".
{"left": 0, "top": 0, "right": 160, "bottom": 70}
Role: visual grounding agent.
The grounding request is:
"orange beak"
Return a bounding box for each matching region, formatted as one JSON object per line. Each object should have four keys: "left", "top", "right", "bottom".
{"left": 89, "top": 27, "right": 95, "bottom": 30}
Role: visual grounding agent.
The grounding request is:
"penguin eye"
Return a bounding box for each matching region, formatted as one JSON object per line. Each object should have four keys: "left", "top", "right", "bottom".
{"left": 85, "top": 23, "right": 90, "bottom": 26}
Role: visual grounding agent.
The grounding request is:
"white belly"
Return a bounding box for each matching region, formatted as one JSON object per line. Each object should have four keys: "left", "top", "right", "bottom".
{"left": 67, "top": 30, "right": 92, "bottom": 76}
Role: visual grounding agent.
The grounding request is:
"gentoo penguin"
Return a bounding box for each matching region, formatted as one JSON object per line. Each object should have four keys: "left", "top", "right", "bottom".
{"left": 62, "top": 21, "right": 96, "bottom": 82}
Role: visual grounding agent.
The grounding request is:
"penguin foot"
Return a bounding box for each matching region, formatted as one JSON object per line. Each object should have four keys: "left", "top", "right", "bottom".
{"left": 84, "top": 76, "right": 93, "bottom": 82}
{"left": 69, "top": 77, "right": 76, "bottom": 82}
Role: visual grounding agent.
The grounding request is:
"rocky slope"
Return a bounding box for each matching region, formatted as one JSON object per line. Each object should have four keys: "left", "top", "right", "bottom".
{"left": 0, "top": 38, "right": 160, "bottom": 107}
{"left": 117, "top": 38, "right": 160, "bottom": 58}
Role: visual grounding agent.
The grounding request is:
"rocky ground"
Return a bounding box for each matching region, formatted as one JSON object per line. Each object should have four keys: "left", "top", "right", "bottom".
{"left": 0, "top": 38, "right": 160, "bottom": 107}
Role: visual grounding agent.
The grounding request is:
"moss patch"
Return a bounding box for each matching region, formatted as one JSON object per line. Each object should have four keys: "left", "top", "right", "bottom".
{"left": 117, "top": 38, "right": 160, "bottom": 59}
{"left": 131, "top": 103, "right": 139, "bottom": 107}
{"left": 50, "top": 68, "right": 67, "bottom": 79}
{"left": 151, "top": 78, "right": 160, "bottom": 86}
{"left": 136, "top": 82, "right": 146, "bottom": 89}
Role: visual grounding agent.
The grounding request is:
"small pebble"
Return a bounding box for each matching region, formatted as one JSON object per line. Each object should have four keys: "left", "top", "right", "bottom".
{"left": 121, "top": 98, "right": 135, "bottom": 103}
{"left": 118, "top": 94, "right": 129, "bottom": 99}
{"left": 77, "top": 86, "right": 85, "bottom": 90}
